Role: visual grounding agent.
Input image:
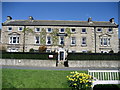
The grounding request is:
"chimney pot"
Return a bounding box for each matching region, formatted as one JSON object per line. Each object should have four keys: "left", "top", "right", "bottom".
{"left": 109, "top": 18, "right": 114, "bottom": 23}
{"left": 29, "top": 16, "right": 34, "bottom": 20}
{"left": 88, "top": 17, "right": 92, "bottom": 22}
{"left": 7, "top": 16, "right": 12, "bottom": 20}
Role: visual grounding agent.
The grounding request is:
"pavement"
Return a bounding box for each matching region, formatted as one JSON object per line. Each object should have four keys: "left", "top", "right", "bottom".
{"left": 1, "top": 65, "right": 120, "bottom": 71}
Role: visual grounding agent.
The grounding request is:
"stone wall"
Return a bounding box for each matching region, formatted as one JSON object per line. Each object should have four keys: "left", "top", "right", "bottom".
{"left": 1, "top": 59, "right": 120, "bottom": 68}
{"left": 68, "top": 60, "right": 120, "bottom": 68}
{"left": 1, "top": 59, "right": 56, "bottom": 67}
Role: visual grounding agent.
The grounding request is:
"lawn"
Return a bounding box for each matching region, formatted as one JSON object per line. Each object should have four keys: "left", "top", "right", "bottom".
{"left": 2, "top": 68, "right": 87, "bottom": 88}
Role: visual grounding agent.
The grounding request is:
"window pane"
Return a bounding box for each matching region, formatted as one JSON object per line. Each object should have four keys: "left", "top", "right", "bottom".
{"left": 60, "top": 28, "right": 64, "bottom": 32}
{"left": 17, "top": 37, "right": 19, "bottom": 43}
{"left": 19, "top": 27, "right": 22, "bottom": 30}
{"left": 13, "top": 37, "right": 16, "bottom": 43}
{"left": 97, "top": 29, "right": 101, "bottom": 32}
{"left": 104, "top": 38, "right": 107, "bottom": 45}
{"left": 8, "top": 27, "right": 12, "bottom": 31}
{"left": 71, "top": 29, "right": 75, "bottom": 32}
{"left": 35, "top": 28, "right": 40, "bottom": 32}
{"left": 82, "top": 29, "right": 86, "bottom": 33}
{"left": 60, "top": 37, "right": 64, "bottom": 45}
{"left": 82, "top": 37, "right": 86, "bottom": 44}
{"left": 71, "top": 37, "right": 76, "bottom": 45}
{"left": 9, "top": 37, "right": 12, "bottom": 43}
{"left": 47, "top": 37, "right": 51, "bottom": 44}
{"left": 36, "top": 36, "right": 39, "bottom": 44}
{"left": 48, "top": 28, "right": 52, "bottom": 32}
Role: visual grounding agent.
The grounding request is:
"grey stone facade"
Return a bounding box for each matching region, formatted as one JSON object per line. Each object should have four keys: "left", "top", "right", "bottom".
{"left": 1, "top": 16, "right": 119, "bottom": 53}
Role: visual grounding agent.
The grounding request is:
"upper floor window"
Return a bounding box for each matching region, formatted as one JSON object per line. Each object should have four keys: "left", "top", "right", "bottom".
{"left": 59, "top": 37, "right": 64, "bottom": 45}
{"left": 108, "top": 28, "right": 113, "bottom": 33}
{"left": 35, "top": 28, "right": 40, "bottom": 32}
{"left": 9, "top": 36, "right": 19, "bottom": 44}
{"left": 8, "top": 27, "right": 12, "bottom": 31}
{"left": 71, "top": 28, "right": 76, "bottom": 33}
{"left": 60, "top": 28, "right": 65, "bottom": 33}
{"left": 81, "top": 37, "right": 87, "bottom": 46}
{"left": 97, "top": 28, "right": 102, "bottom": 32}
{"left": 71, "top": 37, "right": 76, "bottom": 45}
{"left": 81, "top": 28, "right": 86, "bottom": 33}
{"left": 46, "top": 36, "right": 52, "bottom": 45}
{"left": 35, "top": 36, "right": 40, "bottom": 44}
{"left": 18, "top": 27, "right": 23, "bottom": 31}
{"left": 47, "top": 28, "right": 52, "bottom": 33}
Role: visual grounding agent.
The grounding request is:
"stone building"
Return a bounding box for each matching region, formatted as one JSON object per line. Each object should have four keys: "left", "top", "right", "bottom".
{"left": 1, "top": 16, "right": 119, "bottom": 54}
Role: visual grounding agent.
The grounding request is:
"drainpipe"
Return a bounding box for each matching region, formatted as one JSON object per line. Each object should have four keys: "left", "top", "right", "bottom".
{"left": 94, "top": 27, "right": 97, "bottom": 53}
{"left": 23, "top": 26, "right": 26, "bottom": 52}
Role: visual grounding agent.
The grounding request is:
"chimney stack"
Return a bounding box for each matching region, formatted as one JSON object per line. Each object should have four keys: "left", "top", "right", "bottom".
{"left": 7, "top": 16, "right": 12, "bottom": 20}
{"left": 109, "top": 18, "right": 114, "bottom": 23}
{"left": 29, "top": 16, "right": 34, "bottom": 20}
{"left": 88, "top": 17, "right": 92, "bottom": 23}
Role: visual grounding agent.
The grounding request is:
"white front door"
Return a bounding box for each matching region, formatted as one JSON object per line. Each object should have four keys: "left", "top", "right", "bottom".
{"left": 58, "top": 48, "right": 66, "bottom": 61}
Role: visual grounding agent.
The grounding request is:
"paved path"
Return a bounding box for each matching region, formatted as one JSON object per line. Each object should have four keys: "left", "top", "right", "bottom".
{"left": 1, "top": 65, "right": 119, "bottom": 71}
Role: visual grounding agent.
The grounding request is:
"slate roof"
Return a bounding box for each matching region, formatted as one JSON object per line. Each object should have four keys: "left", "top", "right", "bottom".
{"left": 2, "top": 20, "right": 118, "bottom": 27}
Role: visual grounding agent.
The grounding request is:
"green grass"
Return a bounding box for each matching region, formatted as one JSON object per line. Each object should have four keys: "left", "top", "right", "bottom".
{"left": 2, "top": 68, "right": 87, "bottom": 88}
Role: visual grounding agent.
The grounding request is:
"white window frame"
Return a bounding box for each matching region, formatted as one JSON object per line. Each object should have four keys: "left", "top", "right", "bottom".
{"left": 47, "top": 28, "right": 52, "bottom": 33}
{"left": 81, "top": 37, "right": 87, "bottom": 46}
{"left": 46, "top": 36, "right": 52, "bottom": 45}
{"left": 18, "top": 27, "right": 23, "bottom": 31}
{"left": 35, "top": 28, "right": 40, "bottom": 32}
{"left": 35, "top": 36, "right": 40, "bottom": 44}
{"left": 108, "top": 28, "right": 113, "bottom": 33}
{"left": 71, "top": 37, "right": 76, "bottom": 45}
{"left": 97, "top": 28, "right": 102, "bottom": 32}
{"left": 59, "top": 28, "right": 65, "bottom": 33}
{"left": 59, "top": 37, "right": 64, "bottom": 45}
{"left": 71, "top": 28, "right": 76, "bottom": 33}
{"left": 8, "top": 27, "right": 12, "bottom": 31}
{"left": 100, "top": 37, "right": 111, "bottom": 46}
{"left": 9, "top": 35, "right": 19, "bottom": 44}
{"left": 81, "top": 28, "right": 87, "bottom": 33}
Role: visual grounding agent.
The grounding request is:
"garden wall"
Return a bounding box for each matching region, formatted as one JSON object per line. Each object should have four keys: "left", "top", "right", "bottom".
{"left": 1, "top": 59, "right": 120, "bottom": 68}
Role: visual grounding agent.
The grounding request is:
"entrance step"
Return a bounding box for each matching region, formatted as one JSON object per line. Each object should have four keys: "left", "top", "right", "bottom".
{"left": 57, "top": 61, "right": 64, "bottom": 67}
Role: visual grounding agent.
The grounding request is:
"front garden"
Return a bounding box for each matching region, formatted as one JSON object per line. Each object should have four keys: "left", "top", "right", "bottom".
{"left": 2, "top": 69, "right": 120, "bottom": 89}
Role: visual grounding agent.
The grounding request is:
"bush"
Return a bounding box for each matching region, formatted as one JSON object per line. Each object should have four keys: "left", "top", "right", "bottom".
{"left": 109, "top": 50, "right": 114, "bottom": 53}
{"left": 38, "top": 46, "right": 47, "bottom": 52}
{"left": 29, "top": 48, "right": 34, "bottom": 52}
{"left": 66, "top": 71, "right": 93, "bottom": 90}
{"left": 67, "top": 53, "right": 120, "bottom": 60}
{"left": 2, "top": 52, "right": 57, "bottom": 60}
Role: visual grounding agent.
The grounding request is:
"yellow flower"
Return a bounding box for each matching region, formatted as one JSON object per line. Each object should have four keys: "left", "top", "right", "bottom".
{"left": 91, "top": 85, "right": 93, "bottom": 87}
{"left": 66, "top": 76, "right": 69, "bottom": 78}
{"left": 74, "top": 83, "right": 77, "bottom": 85}
{"left": 80, "top": 81, "right": 82, "bottom": 83}
{"left": 86, "top": 85, "right": 88, "bottom": 87}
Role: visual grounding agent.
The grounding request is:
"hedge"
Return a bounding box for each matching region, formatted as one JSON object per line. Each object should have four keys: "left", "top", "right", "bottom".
{"left": 67, "top": 53, "right": 120, "bottom": 60}
{"left": 1, "top": 52, "right": 120, "bottom": 60}
{"left": 93, "top": 84, "right": 120, "bottom": 90}
{"left": 2, "top": 52, "right": 57, "bottom": 60}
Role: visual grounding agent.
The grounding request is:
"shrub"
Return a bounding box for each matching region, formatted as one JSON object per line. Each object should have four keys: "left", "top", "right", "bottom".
{"left": 66, "top": 71, "right": 93, "bottom": 90}
{"left": 38, "top": 46, "right": 47, "bottom": 52}
{"left": 109, "top": 50, "right": 114, "bottom": 53}
{"left": 29, "top": 48, "right": 34, "bottom": 52}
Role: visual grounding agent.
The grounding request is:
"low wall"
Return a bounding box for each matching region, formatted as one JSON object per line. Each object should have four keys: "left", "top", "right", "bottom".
{"left": 68, "top": 60, "right": 120, "bottom": 68}
{"left": 1, "top": 59, "right": 56, "bottom": 67}
{"left": 1, "top": 59, "right": 120, "bottom": 68}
